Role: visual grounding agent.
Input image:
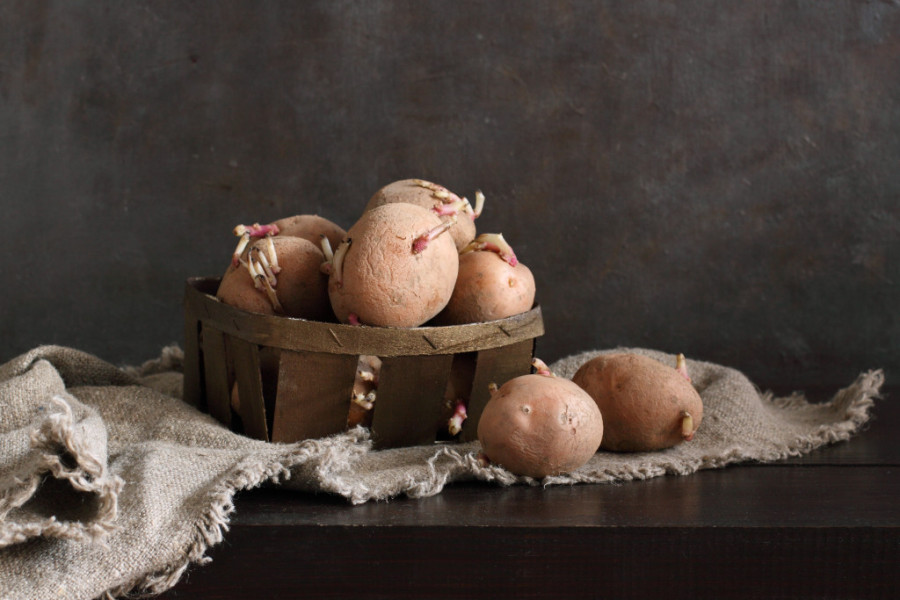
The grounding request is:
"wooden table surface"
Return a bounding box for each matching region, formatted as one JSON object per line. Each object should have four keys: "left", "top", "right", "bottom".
{"left": 156, "top": 385, "right": 899, "bottom": 599}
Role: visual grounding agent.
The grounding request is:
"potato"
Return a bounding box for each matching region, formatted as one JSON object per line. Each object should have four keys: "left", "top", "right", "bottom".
{"left": 434, "top": 235, "right": 536, "bottom": 325}
{"left": 270, "top": 214, "right": 346, "bottom": 250}
{"left": 326, "top": 203, "right": 459, "bottom": 327}
{"left": 230, "top": 216, "right": 345, "bottom": 267}
{"left": 364, "top": 178, "right": 479, "bottom": 251}
{"left": 477, "top": 373, "right": 604, "bottom": 478}
{"left": 217, "top": 235, "right": 332, "bottom": 321}
{"left": 572, "top": 353, "right": 703, "bottom": 452}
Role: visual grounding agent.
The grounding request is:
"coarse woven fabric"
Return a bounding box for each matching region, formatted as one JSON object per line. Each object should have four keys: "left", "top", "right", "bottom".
{"left": 0, "top": 345, "right": 884, "bottom": 599}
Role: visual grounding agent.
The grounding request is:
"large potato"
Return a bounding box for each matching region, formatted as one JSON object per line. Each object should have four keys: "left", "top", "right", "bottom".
{"left": 477, "top": 374, "right": 604, "bottom": 478}
{"left": 572, "top": 353, "right": 703, "bottom": 452}
{"left": 327, "top": 203, "right": 459, "bottom": 327}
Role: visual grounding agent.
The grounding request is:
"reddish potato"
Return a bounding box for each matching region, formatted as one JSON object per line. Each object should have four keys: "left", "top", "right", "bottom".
{"left": 326, "top": 203, "right": 459, "bottom": 327}
{"left": 434, "top": 233, "right": 536, "bottom": 325}
{"left": 364, "top": 179, "right": 482, "bottom": 251}
{"left": 217, "top": 235, "right": 332, "bottom": 321}
{"left": 477, "top": 372, "right": 604, "bottom": 478}
{"left": 572, "top": 353, "right": 703, "bottom": 452}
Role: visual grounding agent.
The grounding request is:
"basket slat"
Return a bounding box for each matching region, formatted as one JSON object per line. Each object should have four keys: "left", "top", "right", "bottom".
{"left": 271, "top": 350, "right": 358, "bottom": 443}
{"left": 201, "top": 326, "right": 233, "bottom": 428}
{"left": 371, "top": 354, "right": 455, "bottom": 448}
{"left": 459, "top": 339, "right": 536, "bottom": 442}
{"left": 182, "top": 297, "right": 203, "bottom": 409}
{"left": 230, "top": 338, "right": 269, "bottom": 442}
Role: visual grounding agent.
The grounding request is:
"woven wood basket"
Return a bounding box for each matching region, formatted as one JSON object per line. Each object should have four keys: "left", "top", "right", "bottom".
{"left": 182, "top": 277, "right": 544, "bottom": 449}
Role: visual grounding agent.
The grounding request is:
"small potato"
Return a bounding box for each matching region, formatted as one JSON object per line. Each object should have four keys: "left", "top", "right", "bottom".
{"left": 270, "top": 214, "right": 346, "bottom": 250}
{"left": 477, "top": 374, "right": 604, "bottom": 478}
{"left": 230, "top": 215, "right": 345, "bottom": 267}
{"left": 434, "top": 245, "right": 536, "bottom": 325}
{"left": 572, "top": 353, "right": 703, "bottom": 452}
{"left": 365, "top": 179, "right": 478, "bottom": 251}
{"left": 217, "top": 235, "right": 332, "bottom": 321}
{"left": 327, "top": 203, "right": 459, "bottom": 327}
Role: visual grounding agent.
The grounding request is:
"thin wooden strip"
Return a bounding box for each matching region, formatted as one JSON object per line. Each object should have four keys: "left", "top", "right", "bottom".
{"left": 201, "top": 325, "right": 232, "bottom": 429}
{"left": 230, "top": 338, "right": 269, "bottom": 442}
{"left": 371, "top": 354, "right": 455, "bottom": 449}
{"left": 182, "top": 287, "right": 204, "bottom": 409}
{"left": 185, "top": 277, "right": 544, "bottom": 356}
{"left": 460, "top": 339, "right": 536, "bottom": 442}
{"left": 271, "top": 350, "right": 358, "bottom": 443}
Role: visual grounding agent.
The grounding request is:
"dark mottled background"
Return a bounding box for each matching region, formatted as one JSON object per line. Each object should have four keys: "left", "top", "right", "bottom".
{"left": 1, "top": 1, "right": 897, "bottom": 387}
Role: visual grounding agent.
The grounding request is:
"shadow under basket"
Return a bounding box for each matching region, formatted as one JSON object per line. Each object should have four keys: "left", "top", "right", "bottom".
{"left": 183, "top": 277, "right": 545, "bottom": 449}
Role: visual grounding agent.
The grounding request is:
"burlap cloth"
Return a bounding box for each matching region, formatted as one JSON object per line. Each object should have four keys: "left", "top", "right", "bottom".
{"left": 0, "top": 344, "right": 884, "bottom": 599}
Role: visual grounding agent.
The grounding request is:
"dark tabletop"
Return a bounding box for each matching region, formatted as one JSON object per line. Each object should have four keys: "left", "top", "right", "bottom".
{"left": 156, "top": 385, "right": 899, "bottom": 599}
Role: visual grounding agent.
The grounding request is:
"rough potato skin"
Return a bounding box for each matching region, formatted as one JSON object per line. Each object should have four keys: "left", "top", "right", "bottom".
{"left": 434, "top": 250, "right": 536, "bottom": 324}
{"left": 572, "top": 353, "right": 704, "bottom": 452}
{"left": 477, "top": 374, "right": 604, "bottom": 478}
{"left": 329, "top": 203, "right": 459, "bottom": 327}
{"left": 217, "top": 261, "right": 275, "bottom": 316}
{"left": 270, "top": 214, "right": 346, "bottom": 251}
{"left": 217, "top": 236, "right": 333, "bottom": 321}
{"left": 365, "top": 179, "right": 476, "bottom": 251}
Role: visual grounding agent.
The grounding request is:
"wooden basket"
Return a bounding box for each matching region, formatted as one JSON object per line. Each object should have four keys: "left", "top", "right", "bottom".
{"left": 182, "top": 277, "right": 544, "bottom": 448}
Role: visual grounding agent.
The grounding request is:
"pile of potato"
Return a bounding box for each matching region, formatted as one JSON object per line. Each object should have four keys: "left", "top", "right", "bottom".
{"left": 216, "top": 178, "right": 537, "bottom": 433}
{"left": 217, "top": 178, "right": 535, "bottom": 328}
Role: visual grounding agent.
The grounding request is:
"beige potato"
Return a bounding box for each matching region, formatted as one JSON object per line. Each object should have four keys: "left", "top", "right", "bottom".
{"left": 434, "top": 247, "right": 536, "bottom": 325}
{"left": 572, "top": 353, "right": 703, "bottom": 452}
{"left": 477, "top": 374, "right": 604, "bottom": 478}
{"left": 230, "top": 215, "right": 345, "bottom": 267}
{"left": 364, "top": 179, "right": 478, "bottom": 251}
{"left": 270, "top": 214, "right": 346, "bottom": 250}
{"left": 217, "top": 235, "right": 332, "bottom": 321}
{"left": 327, "top": 203, "right": 459, "bottom": 327}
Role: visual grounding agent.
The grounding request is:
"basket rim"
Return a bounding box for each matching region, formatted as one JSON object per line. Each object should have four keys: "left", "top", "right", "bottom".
{"left": 185, "top": 276, "right": 544, "bottom": 357}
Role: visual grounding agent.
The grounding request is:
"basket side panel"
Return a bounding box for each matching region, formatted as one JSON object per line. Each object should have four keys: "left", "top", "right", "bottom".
{"left": 230, "top": 338, "right": 269, "bottom": 442}
{"left": 459, "top": 339, "right": 536, "bottom": 442}
{"left": 182, "top": 295, "right": 204, "bottom": 409}
{"left": 271, "top": 351, "right": 358, "bottom": 443}
{"left": 201, "top": 325, "right": 233, "bottom": 429}
{"left": 371, "top": 354, "right": 455, "bottom": 449}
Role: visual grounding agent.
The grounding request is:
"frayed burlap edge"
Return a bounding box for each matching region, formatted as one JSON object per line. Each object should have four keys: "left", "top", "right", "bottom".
{"left": 120, "top": 344, "right": 183, "bottom": 378}
{"left": 100, "top": 430, "right": 371, "bottom": 600}
{"left": 293, "top": 358, "right": 887, "bottom": 504}
{"left": 551, "top": 368, "right": 886, "bottom": 485}
{"left": 0, "top": 396, "right": 123, "bottom": 548}
{"left": 100, "top": 347, "right": 372, "bottom": 599}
